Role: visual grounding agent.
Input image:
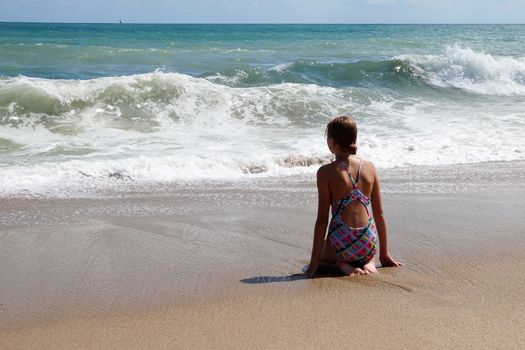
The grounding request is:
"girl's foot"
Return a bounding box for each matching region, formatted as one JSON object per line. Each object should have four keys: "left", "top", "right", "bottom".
{"left": 363, "top": 260, "right": 378, "bottom": 274}
{"left": 351, "top": 268, "right": 368, "bottom": 276}
{"left": 335, "top": 261, "right": 368, "bottom": 276}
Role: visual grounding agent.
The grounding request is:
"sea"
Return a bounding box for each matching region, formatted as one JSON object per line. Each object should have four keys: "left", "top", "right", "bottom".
{"left": 1, "top": 23, "right": 524, "bottom": 197}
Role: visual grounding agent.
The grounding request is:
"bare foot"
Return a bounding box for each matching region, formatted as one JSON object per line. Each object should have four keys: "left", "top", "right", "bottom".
{"left": 335, "top": 261, "right": 368, "bottom": 276}
{"left": 351, "top": 268, "right": 368, "bottom": 276}
{"left": 363, "top": 260, "right": 378, "bottom": 274}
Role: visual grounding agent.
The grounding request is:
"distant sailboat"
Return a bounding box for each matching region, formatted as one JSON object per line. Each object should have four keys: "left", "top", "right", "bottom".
{"left": 119, "top": 17, "right": 123, "bottom": 24}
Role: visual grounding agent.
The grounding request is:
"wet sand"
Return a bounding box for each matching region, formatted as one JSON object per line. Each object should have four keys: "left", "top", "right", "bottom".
{"left": 1, "top": 162, "right": 525, "bottom": 349}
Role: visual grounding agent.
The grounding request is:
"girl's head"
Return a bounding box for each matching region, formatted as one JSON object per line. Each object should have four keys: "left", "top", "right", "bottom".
{"left": 326, "top": 115, "right": 358, "bottom": 155}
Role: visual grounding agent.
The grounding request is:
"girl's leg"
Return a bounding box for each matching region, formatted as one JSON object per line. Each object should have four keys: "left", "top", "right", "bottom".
{"left": 320, "top": 239, "right": 367, "bottom": 276}
{"left": 319, "top": 237, "right": 337, "bottom": 264}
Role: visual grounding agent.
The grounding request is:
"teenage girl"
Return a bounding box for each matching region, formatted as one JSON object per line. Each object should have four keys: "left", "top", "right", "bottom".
{"left": 306, "top": 116, "right": 402, "bottom": 278}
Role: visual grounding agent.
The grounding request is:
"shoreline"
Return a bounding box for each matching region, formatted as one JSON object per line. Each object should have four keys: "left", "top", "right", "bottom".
{"left": 1, "top": 159, "right": 524, "bottom": 201}
{"left": 1, "top": 161, "right": 525, "bottom": 348}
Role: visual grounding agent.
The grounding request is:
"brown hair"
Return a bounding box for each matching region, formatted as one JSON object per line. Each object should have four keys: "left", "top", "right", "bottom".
{"left": 326, "top": 115, "right": 357, "bottom": 154}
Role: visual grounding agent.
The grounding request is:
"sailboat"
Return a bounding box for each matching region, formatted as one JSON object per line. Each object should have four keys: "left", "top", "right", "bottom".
{"left": 119, "top": 17, "right": 123, "bottom": 24}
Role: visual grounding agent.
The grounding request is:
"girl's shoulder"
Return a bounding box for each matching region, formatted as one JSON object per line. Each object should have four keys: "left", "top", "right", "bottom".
{"left": 317, "top": 161, "right": 337, "bottom": 176}
{"left": 356, "top": 158, "right": 377, "bottom": 176}
{"left": 318, "top": 157, "right": 377, "bottom": 178}
{"left": 318, "top": 157, "right": 377, "bottom": 169}
{"left": 358, "top": 158, "right": 376, "bottom": 170}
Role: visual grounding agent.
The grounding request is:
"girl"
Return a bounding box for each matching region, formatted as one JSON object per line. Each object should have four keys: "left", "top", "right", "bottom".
{"left": 306, "top": 116, "right": 402, "bottom": 278}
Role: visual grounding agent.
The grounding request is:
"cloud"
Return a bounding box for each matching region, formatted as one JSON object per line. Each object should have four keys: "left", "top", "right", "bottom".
{"left": 365, "top": 0, "right": 398, "bottom": 5}
{"left": 404, "top": 0, "right": 452, "bottom": 5}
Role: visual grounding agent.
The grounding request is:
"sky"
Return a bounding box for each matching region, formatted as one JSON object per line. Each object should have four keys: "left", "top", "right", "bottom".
{"left": 1, "top": 0, "right": 524, "bottom": 24}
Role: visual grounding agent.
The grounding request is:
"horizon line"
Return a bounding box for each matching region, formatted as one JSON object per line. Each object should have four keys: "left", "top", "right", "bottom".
{"left": 1, "top": 21, "right": 525, "bottom": 25}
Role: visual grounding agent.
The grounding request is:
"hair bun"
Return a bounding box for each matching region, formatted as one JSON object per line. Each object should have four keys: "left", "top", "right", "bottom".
{"left": 349, "top": 144, "right": 357, "bottom": 154}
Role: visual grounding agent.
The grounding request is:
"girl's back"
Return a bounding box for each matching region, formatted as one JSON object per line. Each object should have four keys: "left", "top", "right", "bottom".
{"left": 325, "top": 156, "right": 375, "bottom": 229}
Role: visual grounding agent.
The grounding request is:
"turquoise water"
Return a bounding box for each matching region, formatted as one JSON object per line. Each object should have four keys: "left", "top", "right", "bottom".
{"left": 0, "top": 23, "right": 524, "bottom": 196}
{"left": 2, "top": 23, "right": 525, "bottom": 80}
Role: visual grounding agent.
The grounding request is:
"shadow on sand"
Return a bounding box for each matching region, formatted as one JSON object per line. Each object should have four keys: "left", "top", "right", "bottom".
{"left": 240, "top": 264, "right": 345, "bottom": 284}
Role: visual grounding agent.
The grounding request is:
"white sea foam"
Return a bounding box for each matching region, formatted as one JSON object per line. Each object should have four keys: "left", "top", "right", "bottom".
{"left": 398, "top": 45, "right": 525, "bottom": 96}
{"left": 269, "top": 63, "right": 292, "bottom": 72}
{"left": 0, "top": 71, "right": 524, "bottom": 197}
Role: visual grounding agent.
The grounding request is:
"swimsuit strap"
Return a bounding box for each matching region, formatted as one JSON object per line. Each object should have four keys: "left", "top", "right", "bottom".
{"left": 332, "top": 159, "right": 367, "bottom": 218}
{"left": 333, "top": 159, "right": 369, "bottom": 219}
{"left": 356, "top": 160, "right": 363, "bottom": 184}
{"left": 347, "top": 159, "right": 363, "bottom": 188}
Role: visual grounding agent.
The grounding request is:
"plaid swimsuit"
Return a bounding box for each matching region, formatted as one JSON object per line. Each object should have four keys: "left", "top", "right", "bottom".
{"left": 328, "top": 160, "right": 378, "bottom": 266}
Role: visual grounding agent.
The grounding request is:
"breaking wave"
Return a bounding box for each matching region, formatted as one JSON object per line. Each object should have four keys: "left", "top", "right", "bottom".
{"left": 397, "top": 45, "right": 525, "bottom": 96}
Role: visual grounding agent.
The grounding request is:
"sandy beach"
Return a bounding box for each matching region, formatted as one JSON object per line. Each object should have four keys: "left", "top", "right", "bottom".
{"left": 1, "top": 161, "right": 525, "bottom": 349}
{"left": 2, "top": 19, "right": 525, "bottom": 350}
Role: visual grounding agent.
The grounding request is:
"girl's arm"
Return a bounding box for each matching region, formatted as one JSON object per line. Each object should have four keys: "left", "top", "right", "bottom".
{"left": 370, "top": 164, "right": 403, "bottom": 267}
{"left": 305, "top": 167, "right": 331, "bottom": 278}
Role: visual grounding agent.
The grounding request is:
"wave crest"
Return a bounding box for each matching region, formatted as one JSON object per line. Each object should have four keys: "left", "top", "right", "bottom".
{"left": 205, "top": 47, "right": 525, "bottom": 96}
{"left": 398, "top": 45, "right": 525, "bottom": 96}
{"left": 0, "top": 72, "right": 345, "bottom": 134}
{"left": 204, "top": 59, "right": 416, "bottom": 87}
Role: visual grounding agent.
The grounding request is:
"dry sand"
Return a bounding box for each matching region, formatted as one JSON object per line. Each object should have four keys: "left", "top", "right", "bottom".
{"left": 1, "top": 162, "right": 524, "bottom": 349}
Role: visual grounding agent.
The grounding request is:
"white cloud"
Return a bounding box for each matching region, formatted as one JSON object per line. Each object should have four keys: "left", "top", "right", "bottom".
{"left": 365, "top": 0, "right": 398, "bottom": 5}
{"left": 404, "top": 0, "right": 452, "bottom": 5}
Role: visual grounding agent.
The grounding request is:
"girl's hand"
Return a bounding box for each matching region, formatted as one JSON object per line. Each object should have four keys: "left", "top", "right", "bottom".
{"left": 380, "top": 253, "right": 403, "bottom": 267}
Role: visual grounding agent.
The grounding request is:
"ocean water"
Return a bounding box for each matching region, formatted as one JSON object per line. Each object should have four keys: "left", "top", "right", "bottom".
{"left": 0, "top": 23, "right": 524, "bottom": 196}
